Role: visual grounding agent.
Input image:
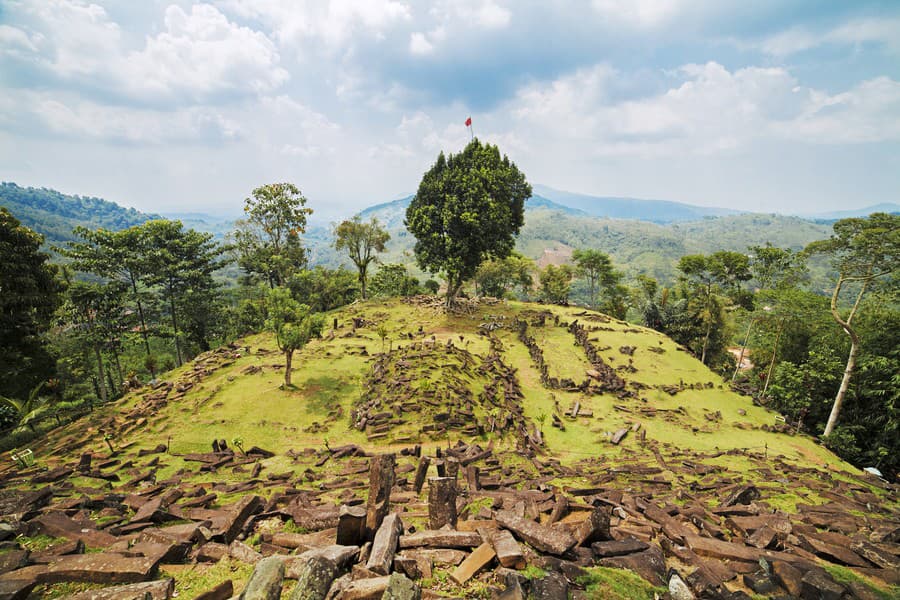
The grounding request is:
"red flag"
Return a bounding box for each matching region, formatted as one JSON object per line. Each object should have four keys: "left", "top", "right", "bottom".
{"left": 465, "top": 117, "right": 472, "bottom": 127}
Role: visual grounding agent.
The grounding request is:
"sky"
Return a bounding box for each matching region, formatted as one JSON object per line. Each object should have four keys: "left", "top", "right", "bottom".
{"left": 1, "top": 0, "right": 899, "bottom": 222}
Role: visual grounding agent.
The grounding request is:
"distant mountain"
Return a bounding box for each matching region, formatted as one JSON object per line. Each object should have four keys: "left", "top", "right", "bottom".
{"left": 533, "top": 184, "right": 740, "bottom": 223}
{"left": 804, "top": 203, "right": 900, "bottom": 221}
{"left": 0, "top": 182, "right": 160, "bottom": 246}
{"left": 357, "top": 193, "right": 584, "bottom": 230}
{"left": 160, "top": 212, "right": 237, "bottom": 240}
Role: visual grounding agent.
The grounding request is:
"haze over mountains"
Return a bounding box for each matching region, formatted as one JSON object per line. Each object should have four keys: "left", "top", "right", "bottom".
{"left": 1, "top": 180, "right": 896, "bottom": 285}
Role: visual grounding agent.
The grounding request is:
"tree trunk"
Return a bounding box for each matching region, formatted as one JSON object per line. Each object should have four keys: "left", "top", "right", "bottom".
{"left": 168, "top": 284, "right": 183, "bottom": 366}
{"left": 94, "top": 345, "right": 108, "bottom": 404}
{"left": 360, "top": 270, "right": 367, "bottom": 300}
{"left": 823, "top": 275, "right": 868, "bottom": 437}
{"left": 762, "top": 318, "right": 784, "bottom": 397}
{"left": 284, "top": 349, "right": 293, "bottom": 387}
{"left": 130, "top": 275, "right": 152, "bottom": 358}
{"left": 732, "top": 318, "right": 755, "bottom": 381}
{"left": 700, "top": 285, "right": 713, "bottom": 365}
{"left": 824, "top": 333, "right": 859, "bottom": 437}
{"left": 445, "top": 275, "right": 463, "bottom": 309}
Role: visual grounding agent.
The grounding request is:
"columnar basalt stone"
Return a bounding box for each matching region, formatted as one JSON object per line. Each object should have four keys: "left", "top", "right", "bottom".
{"left": 337, "top": 504, "right": 367, "bottom": 547}
{"left": 367, "top": 513, "right": 403, "bottom": 576}
{"left": 412, "top": 457, "right": 430, "bottom": 494}
{"left": 366, "top": 454, "right": 396, "bottom": 539}
{"left": 239, "top": 556, "right": 284, "bottom": 600}
{"left": 290, "top": 554, "right": 338, "bottom": 600}
{"left": 427, "top": 478, "right": 458, "bottom": 530}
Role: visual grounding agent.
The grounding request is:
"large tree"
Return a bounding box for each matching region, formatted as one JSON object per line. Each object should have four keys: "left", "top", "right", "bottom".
{"left": 474, "top": 252, "right": 533, "bottom": 298}
{"left": 59, "top": 226, "right": 155, "bottom": 369}
{"left": 805, "top": 212, "right": 899, "bottom": 437}
{"left": 233, "top": 183, "right": 312, "bottom": 288}
{"left": 678, "top": 251, "right": 751, "bottom": 364}
{"left": 0, "top": 208, "right": 61, "bottom": 401}
{"left": 572, "top": 249, "right": 622, "bottom": 311}
{"left": 265, "top": 287, "right": 324, "bottom": 387}
{"left": 334, "top": 216, "right": 390, "bottom": 299}
{"left": 406, "top": 139, "right": 531, "bottom": 307}
{"left": 142, "top": 220, "right": 225, "bottom": 366}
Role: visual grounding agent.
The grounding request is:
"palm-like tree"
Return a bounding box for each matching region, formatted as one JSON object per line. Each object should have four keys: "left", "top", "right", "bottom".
{"left": 0, "top": 383, "right": 50, "bottom": 433}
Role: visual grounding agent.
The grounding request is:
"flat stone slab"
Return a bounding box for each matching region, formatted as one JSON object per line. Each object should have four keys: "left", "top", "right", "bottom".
{"left": 495, "top": 510, "right": 576, "bottom": 555}
{"left": 66, "top": 578, "right": 174, "bottom": 599}
{"left": 0, "top": 553, "right": 160, "bottom": 585}
{"left": 398, "top": 530, "right": 482, "bottom": 549}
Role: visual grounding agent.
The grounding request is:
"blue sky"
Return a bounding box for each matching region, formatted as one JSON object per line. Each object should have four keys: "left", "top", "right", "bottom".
{"left": 1, "top": 0, "right": 898, "bottom": 220}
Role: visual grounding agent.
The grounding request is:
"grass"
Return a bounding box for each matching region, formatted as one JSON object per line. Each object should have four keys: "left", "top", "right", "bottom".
{"left": 160, "top": 558, "right": 254, "bottom": 598}
{"left": 18, "top": 297, "right": 865, "bottom": 518}
{"left": 577, "top": 567, "right": 667, "bottom": 600}
{"left": 824, "top": 565, "right": 899, "bottom": 600}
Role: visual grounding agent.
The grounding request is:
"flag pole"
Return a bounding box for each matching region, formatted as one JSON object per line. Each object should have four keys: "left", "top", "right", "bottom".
{"left": 466, "top": 116, "right": 474, "bottom": 141}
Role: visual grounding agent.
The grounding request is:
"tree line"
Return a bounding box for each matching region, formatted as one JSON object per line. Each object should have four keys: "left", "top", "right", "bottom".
{"left": 1, "top": 138, "right": 897, "bottom": 478}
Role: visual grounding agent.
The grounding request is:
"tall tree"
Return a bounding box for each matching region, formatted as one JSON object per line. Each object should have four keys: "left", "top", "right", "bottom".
{"left": 142, "top": 220, "right": 225, "bottom": 366}
{"left": 368, "top": 264, "right": 421, "bottom": 299}
{"left": 406, "top": 139, "right": 531, "bottom": 307}
{"left": 572, "top": 249, "right": 623, "bottom": 311}
{"left": 474, "top": 252, "right": 534, "bottom": 298}
{"left": 233, "top": 183, "right": 312, "bottom": 288}
{"left": 678, "top": 251, "right": 751, "bottom": 364}
{"left": 539, "top": 264, "right": 574, "bottom": 305}
{"left": 334, "top": 216, "right": 390, "bottom": 299}
{"left": 749, "top": 243, "right": 808, "bottom": 290}
{"left": 265, "top": 287, "right": 324, "bottom": 387}
{"left": 0, "top": 208, "right": 61, "bottom": 401}
{"left": 63, "top": 281, "right": 129, "bottom": 404}
{"left": 59, "top": 226, "right": 156, "bottom": 370}
{"left": 805, "top": 213, "right": 899, "bottom": 437}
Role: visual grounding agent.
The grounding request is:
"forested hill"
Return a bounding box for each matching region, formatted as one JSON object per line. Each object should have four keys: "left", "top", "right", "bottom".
{"left": 0, "top": 182, "right": 159, "bottom": 246}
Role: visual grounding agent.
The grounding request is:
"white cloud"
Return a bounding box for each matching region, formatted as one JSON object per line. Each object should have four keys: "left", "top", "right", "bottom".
{"left": 28, "top": 93, "right": 241, "bottom": 143}
{"left": 760, "top": 17, "right": 900, "bottom": 56}
{"left": 4, "top": 1, "right": 288, "bottom": 104}
{"left": 0, "top": 24, "right": 40, "bottom": 55}
{"left": 409, "top": 32, "right": 434, "bottom": 55}
{"left": 501, "top": 61, "right": 900, "bottom": 158}
{"left": 218, "top": 0, "right": 411, "bottom": 50}
{"left": 472, "top": 2, "right": 511, "bottom": 29}
{"left": 591, "top": 0, "right": 687, "bottom": 28}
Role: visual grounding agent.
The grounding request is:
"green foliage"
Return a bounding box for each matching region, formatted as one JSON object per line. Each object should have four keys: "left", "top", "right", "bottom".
{"left": 406, "top": 139, "right": 531, "bottom": 305}
{"left": 0, "top": 182, "right": 156, "bottom": 247}
{"left": 577, "top": 567, "right": 667, "bottom": 600}
{"left": 288, "top": 266, "right": 358, "bottom": 311}
{"left": 368, "top": 263, "right": 421, "bottom": 298}
{"left": 749, "top": 243, "right": 808, "bottom": 290}
{"left": 572, "top": 248, "right": 622, "bottom": 310}
{"left": 474, "top": 252, "right": 533, "bottom": 298}
{"left": 141, "top": 220, "right": 227, "bottom": 364}
{"left": 539, "top": 264, "right": 573, "bottom": 304}
{"left": 334, "top": 216, "right": 390, "bottom": 299}
{"left": 265, "top": 287, "right": 324, "bottom": 387}
{"left": 805, "top": 212, "right": 899, "bottom": 436}
{"left": 0, "top": 208, "right": 62, "bottom": 401}
{"left": 232, "top": 183, "right": 312, "bottom": 288}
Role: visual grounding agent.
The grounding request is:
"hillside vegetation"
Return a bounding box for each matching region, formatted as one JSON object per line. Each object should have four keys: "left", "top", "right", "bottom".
{"left": 0, "top": 182, "right": 158, "bottom": 247}
{"left": 4, "top": 297, "right": 897, "bottom": 598}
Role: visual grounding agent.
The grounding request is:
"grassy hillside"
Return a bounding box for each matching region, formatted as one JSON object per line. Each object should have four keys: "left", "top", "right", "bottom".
{"left": 5, "top": 298, "right": 897, "bottom": 599}
{"left": 20, "top": 298, "right": 857, "bottom": 482}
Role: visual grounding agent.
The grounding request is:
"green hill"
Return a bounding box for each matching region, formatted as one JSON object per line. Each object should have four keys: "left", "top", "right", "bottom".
{"left": 0, "top": 182, "right": 159, "bottom": 247}
{"left": 2, "top": 298, "right": 896, "bottom": 598}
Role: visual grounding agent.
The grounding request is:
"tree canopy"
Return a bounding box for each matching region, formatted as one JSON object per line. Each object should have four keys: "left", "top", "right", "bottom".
{"left": 334, "top": 216, "right": 390, "bottom": 299}
{"left": 0, "top": 208, "right": 61, "bottom": 400}
{"left": 405, "top": 139, "right": 531, "bottom": 306}
{"left": 805, "top": 212, "right": 899, "bottom": 437}
{"left": 233, "top": 183, "right": 312, "bottom": 288}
